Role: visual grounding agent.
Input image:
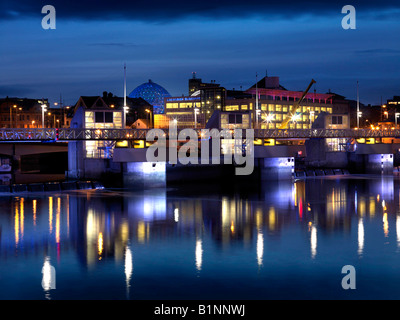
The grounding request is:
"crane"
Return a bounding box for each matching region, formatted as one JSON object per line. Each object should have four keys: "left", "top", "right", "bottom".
{"left": 278, "top": 79, "right": 316, "bottom": 129}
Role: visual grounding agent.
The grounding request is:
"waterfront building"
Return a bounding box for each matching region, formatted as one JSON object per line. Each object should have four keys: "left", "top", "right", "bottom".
{"left": 161, "top": 74, "right": 351, "bottom": 130}
{"left": 156, "top": 96, "right": 205, "bottom": 129}
{"left": 229, "top": 76, "right": 350, "bottom": 129}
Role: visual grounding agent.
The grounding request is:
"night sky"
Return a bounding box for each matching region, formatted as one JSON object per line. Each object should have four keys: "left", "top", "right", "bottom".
{"left": 1, "top": 0, "right": 399, "bottom": 106}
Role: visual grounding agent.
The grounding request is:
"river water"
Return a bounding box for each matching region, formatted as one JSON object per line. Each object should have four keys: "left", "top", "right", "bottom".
{"left": 1, "top": 175, "right": 400, "bottom": 300}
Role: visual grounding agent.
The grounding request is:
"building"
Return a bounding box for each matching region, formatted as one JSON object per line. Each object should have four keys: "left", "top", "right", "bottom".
{"left": 189, "top": 73, "right": 226, "bottom": 122}
{"left": 0, "top": 97, "right": 50, "bottom": 128}
{"left": 101, "top": 91, "right": 153, "bottom": 127}
{"left": 156, "top": 96, "right": 205, "bottom": 129}
{"left": 161, "top": 74, "right": 351, "bottom": 130}
{"left": 227, "top": 76, "right": 350, "bottom": 129}
{"left": 128, "top": 80, "right": 170, "bottom": 114}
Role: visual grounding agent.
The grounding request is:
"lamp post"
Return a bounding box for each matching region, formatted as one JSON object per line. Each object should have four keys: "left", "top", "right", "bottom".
{"left": 10, "top": 105, "right": 16, "bottom": 128}
{"left": 309, "top": 110, "right": 315, "bottom": 128}
{"left": 357, "top": 111, "right": 362, "bottom": 128}
{"left": 145, "top": 108, "right": 152, "bottom": 128}
{"left": 194, "top": 106, "right": 199, "bottom": 129}
{"left": 41, "top": 104, "right": 47, "bottom": 128}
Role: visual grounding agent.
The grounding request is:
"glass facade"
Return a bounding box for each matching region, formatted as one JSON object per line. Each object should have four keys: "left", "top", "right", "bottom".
{"left": 85, "top": 111, "right": 122, "bottom": 158}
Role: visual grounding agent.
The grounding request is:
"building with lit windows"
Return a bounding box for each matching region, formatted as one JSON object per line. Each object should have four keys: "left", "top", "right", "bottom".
{"left": 188, "top": 73, "right": 226, "bottom": 120}
{"left": 160, "top": 74, "right": 350, "bottom": 130}
{"left": 225, "top": 76, "right": 349, "bottom": 129}
{"left": 155, "top": 96, "right": 205, "bottom": 129}
{"left": 0, "top": 97, "right": 50, "bottom": 128}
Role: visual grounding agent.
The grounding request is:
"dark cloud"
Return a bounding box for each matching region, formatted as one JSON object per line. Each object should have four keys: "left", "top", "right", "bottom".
{"left": 0, "top": 85, "right": 34, "bottom": 97}
{"left": 2, "top": 0, "right": 400, "bottom": 22}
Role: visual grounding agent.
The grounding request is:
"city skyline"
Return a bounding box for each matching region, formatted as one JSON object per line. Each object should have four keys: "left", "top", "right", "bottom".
{"left": 1, "top": 1, "right": 400, "bottom": 106}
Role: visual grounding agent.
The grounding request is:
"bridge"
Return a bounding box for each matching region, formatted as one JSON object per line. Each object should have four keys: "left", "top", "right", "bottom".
{"left": 0, "top": 128, "right": 399, "bottom": 141}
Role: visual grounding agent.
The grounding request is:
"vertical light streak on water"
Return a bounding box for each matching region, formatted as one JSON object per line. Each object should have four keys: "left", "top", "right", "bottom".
{"left": 32, "top": 199, "right": 37, "bottom": 227}
{"left": 56, "top": 197, "right": 61, "bottom": 244}
{"left": 20, "top": 198, "right": 24, "bottom": 240}
{"left": 397, "top": 215, "right": 400, "bottom": 247}
{"left": 257, "top": 231, "right": 264, "bottom": 267}
{"left": 195, "top": 238, "right": 203, "bottom": 272}
{"left": 14, "top": 202, "right": 19, "bottom": 247}
{"left": 358, "top": 218, "right": 364, "bottom": 256}
{"left": 311, "top": 225, "right": 317, "bottom": 259}
{"left": 125, "top": 244, "right": 133, "bottom": 299}
{"left": 49, "top": 197, "right": 53, "bottom": 235}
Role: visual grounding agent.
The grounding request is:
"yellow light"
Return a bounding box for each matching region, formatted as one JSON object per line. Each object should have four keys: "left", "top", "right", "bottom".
{"left": 383, "top": 212, "right": 389, "bottom": 237}
{"left": 98, "top": 232, "right": 103, "bottom": 259}
{"left": 230, "top": 221, "right": 235, "bottom": 233}
{"left": 33, "top": 199, "right": 37, "bottom": 226}
{"left": 49, "top": 197, "right": 53, "bottom": 235}
{"left": 15, "top": 204, "right": 19, "bottom": 246}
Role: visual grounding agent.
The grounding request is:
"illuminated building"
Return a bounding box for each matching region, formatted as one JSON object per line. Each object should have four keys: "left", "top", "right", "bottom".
{"left": 128, "top": 79, "right": 171, "bottom": 114}
{"left": 0, "top": 97, "right": 50, "bottom": 128}
{"left": 189, "top": 72, "right": 226, "bottom": 120}
{"left": 156, "top": 96, "right": 205, "bottom": 128}
{"left": 163, "top": 74, "right": 350, "bottom": 130}
{"left": 227, "top": 76, "right": 349, "bottom": 129}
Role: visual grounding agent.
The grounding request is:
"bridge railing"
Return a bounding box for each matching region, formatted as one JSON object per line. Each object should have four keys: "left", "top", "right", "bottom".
{"left": 0, "top": 128, "right": 399, "bottom": 141}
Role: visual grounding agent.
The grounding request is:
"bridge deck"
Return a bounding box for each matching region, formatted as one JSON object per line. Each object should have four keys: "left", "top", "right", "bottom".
{"left": 0, "top": 128, "right": 398, "bottom": 141}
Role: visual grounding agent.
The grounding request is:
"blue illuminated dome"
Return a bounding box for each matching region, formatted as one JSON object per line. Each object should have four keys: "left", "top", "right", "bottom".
{"left": 128, "top": 79, "right": 171, "bottom": 114}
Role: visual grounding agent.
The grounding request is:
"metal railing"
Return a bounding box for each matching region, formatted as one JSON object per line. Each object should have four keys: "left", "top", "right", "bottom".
{"left": 0, "top": 128, "right": 399, "bottom": 141}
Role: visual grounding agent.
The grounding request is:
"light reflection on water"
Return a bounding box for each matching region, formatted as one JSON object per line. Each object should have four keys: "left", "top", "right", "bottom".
{"left": 1, "top": 176, "right": 400, "bottom": 299}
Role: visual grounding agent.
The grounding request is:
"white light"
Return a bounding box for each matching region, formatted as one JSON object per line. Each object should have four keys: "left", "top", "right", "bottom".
{"left": 257, "top": 231, "right": 264, "bottom": 267}
{"left": 291, "top": 113, "right": 301, "bottom": 122}
{"left": 358, "top": 218, "right": 364, "bottom": 256}
{"left": 195, "top": 238, "right": 203, "bottom": 271}
{"left": 174, "top": 208, "right": 179, "bottom": 222}
{"left": 266, "top": 114, "right": 274, "bottom": 122}
{"left": 311, "top": 225, "right": 317, "bottom": 259}
{"left": 125, "top": 246, "right": 133, "bottom": 288}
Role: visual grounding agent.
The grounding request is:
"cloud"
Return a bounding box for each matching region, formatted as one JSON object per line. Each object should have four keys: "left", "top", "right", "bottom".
{"left": 2, "top": 0, "right": 400, "bottom": 22}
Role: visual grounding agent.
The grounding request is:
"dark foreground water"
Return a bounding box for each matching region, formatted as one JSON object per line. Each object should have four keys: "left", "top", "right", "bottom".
{"left": 1, "top": 175, "right": 400, "bottom": 300}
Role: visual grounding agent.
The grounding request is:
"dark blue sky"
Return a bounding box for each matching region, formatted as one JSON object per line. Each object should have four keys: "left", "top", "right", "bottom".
{"left": 1, "top": 0, "right": 399, "bottom": 106}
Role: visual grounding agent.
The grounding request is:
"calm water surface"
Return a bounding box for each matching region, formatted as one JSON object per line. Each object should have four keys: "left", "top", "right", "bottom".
{"left": 1, "top": 175, "right": 400, "bottom": 300}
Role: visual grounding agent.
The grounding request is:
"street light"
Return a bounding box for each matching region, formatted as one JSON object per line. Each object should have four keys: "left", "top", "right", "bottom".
{"left": 145, "top": 108, "right": 152, "bottom": 128}
{"left": 41, "top": 104, "right": 47, "bottom": 128}
{"left": 309, "top": 111, "right": 315, "bottom": 128}
{"left": 193, "top": 106, "right": 199, "bottom": 129}
{"left": 10, "top": 104, "right": 16, "bottom": 128}
{"left": 255, "top": 109, "right": 261, "bottom": 129}
{"left": 357, "top": 111, "right": 362, "bottom": 128}
{"left": 395, "top": 113, "right": 400, "bottom": 128}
